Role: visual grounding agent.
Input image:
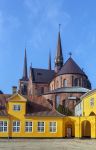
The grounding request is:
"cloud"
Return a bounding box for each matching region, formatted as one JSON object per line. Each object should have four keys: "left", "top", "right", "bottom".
{"left": 0, "top": 10, "right": 21, "bottom": 43}
{"left": 24, "top": 0, "right": 71, "bottom": 51}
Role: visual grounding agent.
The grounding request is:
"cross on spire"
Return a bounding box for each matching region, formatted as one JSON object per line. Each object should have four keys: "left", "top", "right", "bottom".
{"left": 69, "top": 52, "right": 72, "bottom": 58}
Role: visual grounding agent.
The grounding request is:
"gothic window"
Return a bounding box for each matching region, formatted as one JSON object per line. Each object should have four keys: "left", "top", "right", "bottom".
{"left": 57, "top": 81, "right": 59, "bottom": 88}
{"left": 52, "top": 85, "right": 54, "bottom": 90}
{"left": 79, "top": 78, "right": 81, "bottom": 86}
{"left": 41, "top": 87, "right": 44, "bottom": 94}
{"left": 63, "top": 79, "right": 67, "bottom": 87}
{"left": 83, "top": 80, "right": 87, "bottom": 87}
{"left": 74, "top": 78, "right": 79, "bottom": 86}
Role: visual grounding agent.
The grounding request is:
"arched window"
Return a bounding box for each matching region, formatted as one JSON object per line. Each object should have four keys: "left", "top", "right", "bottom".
{"left": 63, "top": 79, "right": 67, "bottom": 87}
{"left": 41, "top": 87, "right": 44, "bottom": 94}
{"left": 57, "top": 81, "right": 59, "bottom": 88}
{"left": 74, "top": 78, "right": 79, "bottom": 86}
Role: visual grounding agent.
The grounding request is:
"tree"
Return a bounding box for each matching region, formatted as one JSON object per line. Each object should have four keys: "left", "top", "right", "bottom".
{"left": 57, "top": 104, "right": 73, "bottom": 116}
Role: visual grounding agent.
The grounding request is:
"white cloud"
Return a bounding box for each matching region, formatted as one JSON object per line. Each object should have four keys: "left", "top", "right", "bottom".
{"left": 24, "top": 0, "right": 71, "bottom": 51}
{"left": 0, "top": 10, "right": 21, "bottom": 43}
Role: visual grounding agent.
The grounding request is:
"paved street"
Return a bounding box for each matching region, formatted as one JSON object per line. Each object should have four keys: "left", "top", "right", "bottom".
{"left": 0, "top": 139, "right": 95, "bottom": 150}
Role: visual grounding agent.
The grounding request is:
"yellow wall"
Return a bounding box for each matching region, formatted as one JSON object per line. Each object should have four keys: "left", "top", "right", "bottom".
{"left": 0, "top": 93, "right": 96, "bottom": 138}
{"left": 0, "top": 117, "right": 9, "bottom": 137}
{"left": 0, "top": 115, "right": 96, "bottom": 138}
{"left": 6, "top": 93, "right": 64, "bottom": 138}
{"left": 9, "top": 117, "right": 63, "bottom": 138}
{"left": 81, "top": 91, "right": 96, "bottom": 116}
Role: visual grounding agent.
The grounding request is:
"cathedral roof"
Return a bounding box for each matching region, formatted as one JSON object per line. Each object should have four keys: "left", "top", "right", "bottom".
{"left": 58, "top": 57, "right": 86, "bottom": 76}
{"left": 31, "top": 68, "right": 55, "bottom": 84}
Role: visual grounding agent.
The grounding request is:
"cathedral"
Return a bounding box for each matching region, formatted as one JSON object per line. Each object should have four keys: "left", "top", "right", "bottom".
{"left": 19, "top": 31, "right": 91, "bottom": 114}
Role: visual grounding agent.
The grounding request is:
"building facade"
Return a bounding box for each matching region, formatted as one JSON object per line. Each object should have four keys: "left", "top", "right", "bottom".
{"left": 19, "top": 31, "right": 91, "bottom": 114}
{"left": 0, "top": 92, "right": 96, "bottom": 138}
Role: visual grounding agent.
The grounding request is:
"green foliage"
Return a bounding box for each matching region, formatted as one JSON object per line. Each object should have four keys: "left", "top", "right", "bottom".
{"left": 57, "top": 104, "right": 73, "bottom": 116}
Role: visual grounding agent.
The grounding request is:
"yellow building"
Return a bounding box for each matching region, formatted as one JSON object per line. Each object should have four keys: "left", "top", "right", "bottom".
{"left": 0, "top": 93, "right": 64, "bottom": 138}
{"left": 81, "top": 89, "right": 96, "bottom": 116}
{"left": 0, "top": 92, "right": 96, "bottom": 139}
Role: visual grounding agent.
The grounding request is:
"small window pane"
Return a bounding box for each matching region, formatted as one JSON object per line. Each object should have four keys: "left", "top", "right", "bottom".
{"left": 38, "top": 122, "right": 44, "bottom": 132}
{"left": 25, "top": 122, "right": 32, "bottom": 132}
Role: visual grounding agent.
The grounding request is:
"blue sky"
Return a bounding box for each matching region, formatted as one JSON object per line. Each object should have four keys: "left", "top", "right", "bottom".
{"left": 0, "top": 0, "right": 96, "bottom": 93}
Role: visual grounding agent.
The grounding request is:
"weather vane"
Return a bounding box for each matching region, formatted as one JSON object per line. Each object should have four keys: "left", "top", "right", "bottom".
{"left": 69, "top": 52, "right": 72, "bottom": 57}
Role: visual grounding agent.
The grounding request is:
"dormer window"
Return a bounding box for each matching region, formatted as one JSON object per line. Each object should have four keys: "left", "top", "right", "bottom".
{"left": 13, "top": 105, "right": 21, "bottom": 111}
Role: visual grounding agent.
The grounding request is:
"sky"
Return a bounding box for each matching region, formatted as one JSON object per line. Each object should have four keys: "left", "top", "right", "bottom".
{"left": 0, "top": 0, "right": 96, "bottom": 94}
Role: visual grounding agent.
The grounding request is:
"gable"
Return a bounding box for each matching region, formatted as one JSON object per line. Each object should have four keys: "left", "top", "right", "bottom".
{"left": 7, "top": 93, "right": 27, "bottom": 102}
{"left": 81, "top": 89, "right": 96, "bottom": 100}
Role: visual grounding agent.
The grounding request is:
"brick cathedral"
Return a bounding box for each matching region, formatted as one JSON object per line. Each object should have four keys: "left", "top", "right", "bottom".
{"left": 18, "top": 31, "right": 91, "bottom": 114}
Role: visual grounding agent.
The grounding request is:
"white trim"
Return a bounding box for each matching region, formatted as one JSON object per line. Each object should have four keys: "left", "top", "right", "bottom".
{"left": 25, "top": 121, "right": 33, "bottom": 133}
{"left": 12, "top": 121, "right": 20, "bottom": 133}
{"left": 13, "top": 104, "right": 21, "bottom": 111}
{"left": 0, "top": 120, "right": 8, "bottom": 133}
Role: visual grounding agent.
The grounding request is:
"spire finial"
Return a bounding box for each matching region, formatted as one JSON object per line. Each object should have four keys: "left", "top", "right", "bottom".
{"left": 23, "top": 48, "right": 28, "bottom": 80}
{"left": 59, "top": 24, "right": 61, "bottom": 32}
{"left": 69, "top": 52, "right": 72, "bottom": 58}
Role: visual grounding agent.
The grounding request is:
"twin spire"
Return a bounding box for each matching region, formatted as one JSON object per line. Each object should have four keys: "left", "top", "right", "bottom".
{"left": 22, "top": 25, "right": 63, "bottom": 78}
{"left": 22, "top": 48, "right": 28, "bottom": 80}
{"left": 55, "top": 27, "right": 64, "bottom": 72}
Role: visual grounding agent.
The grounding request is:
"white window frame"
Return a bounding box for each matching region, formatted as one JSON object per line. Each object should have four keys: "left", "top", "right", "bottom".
{"left": 13, "top": 105, "right": 21, "bottom": 111}
{"left": 25, "top": 121, "right": 33, "bottom": 132}
{"left": 0, "top": 121, "right": 8, "bottom": 132}
{"left": 37, "top": 122, "right": 45, "bottom": 133}
{"left": 13, "top": 121, "right": 20, "bottom": 132}
{"left": 49, "top": 122, "right": 57, "bottom": 133}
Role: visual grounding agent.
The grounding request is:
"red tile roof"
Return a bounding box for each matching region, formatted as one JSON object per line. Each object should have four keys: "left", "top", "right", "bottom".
{"left": 0, "top": 94, "right": 64, "bottom": 117}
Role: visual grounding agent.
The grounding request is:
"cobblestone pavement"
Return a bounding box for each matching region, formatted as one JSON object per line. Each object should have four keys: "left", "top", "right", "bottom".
{"left": 0, "top": 139, "right": 96, "bottom": 150}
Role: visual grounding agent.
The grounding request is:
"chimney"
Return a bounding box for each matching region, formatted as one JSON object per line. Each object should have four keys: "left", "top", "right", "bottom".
{"left": 12, "top": 86, "right": 17, "bottom": 94}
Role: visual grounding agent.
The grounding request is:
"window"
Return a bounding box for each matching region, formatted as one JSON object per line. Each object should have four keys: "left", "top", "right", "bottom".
{"left": 25, "top": 122, "right": 32, "bottom": 132}
{"left": 0, "top": 121, "right": 7, "bottom": 132}
{"left": 49, "top": 122, "right": 57, "bottom": 133}
{"left": 90, "top": 98, "right": 94, "bottom": 107}
{"left": 41, "top": 87, "right": 44, "bottom": 94}
{"left": 38, "top": 122, "right": 45, "bottom": 132}
{"left": 63, "top": 79, "right": 67, "bottom": 87}
{"left": 57, "top": 81, "right": 59, "bottom": 88}
{"left": 74, "top": 78, "right": 79, "bottom": 86}
{"left": 13, "top": 105, "right": 21, "bottom": 111}
{"left": 13, "top": 121, "right": 20, "bottom": 132}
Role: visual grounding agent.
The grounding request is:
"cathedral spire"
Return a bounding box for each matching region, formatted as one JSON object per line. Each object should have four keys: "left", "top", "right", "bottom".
{"left": 23, "top": 48, "right": 28, "bottom": 80}
{"left": 48, "top": 51, "right": 51, "bottom": 70}
{"left": 55, "top": 25, "right": 64, "bottom": 72}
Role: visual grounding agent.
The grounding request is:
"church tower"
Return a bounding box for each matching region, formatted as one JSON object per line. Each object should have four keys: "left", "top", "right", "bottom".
{"left": 55, "top": 27, "right": 64, "bottom": 73}
{"left": 19, "top": 48, "right": 29, "bottom": 95}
